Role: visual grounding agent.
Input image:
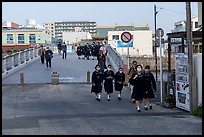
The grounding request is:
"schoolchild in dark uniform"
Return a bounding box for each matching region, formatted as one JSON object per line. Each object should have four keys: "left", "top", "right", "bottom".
{"left": 44, "top": 47, "right": 53, "bottom": 68}
{"left": 115, "top": 67, "right": 125, "bottom": 101}
{"left": 91, "top": 64, "right": 104, "bottom": 101}
{"left": 104, "top": 65, "right": 115, "bottom": 101}
{"left": 97, "top": 51, "right": 106, "bottom": 72}
{"left": 90, "top": 44, "right": 95, "bottom": 60}
{"left": 81, "top": 45, "right": 85, "bottom": 59}
{"left": 143, "top": 65, "right": 156, "bottom": 110}
{"left": 129, "top": 65, "right": 145, "bottom": 112}
{"left": 76, "top": 44, "right": 82, "bottom": 59}
{"left": 127, "top": 61, "right": 138, "bottom": 103}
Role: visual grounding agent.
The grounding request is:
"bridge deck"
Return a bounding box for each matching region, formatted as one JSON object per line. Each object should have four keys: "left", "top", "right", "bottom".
{"left": 2, "top": 51, "right": 98, "bottom": 85}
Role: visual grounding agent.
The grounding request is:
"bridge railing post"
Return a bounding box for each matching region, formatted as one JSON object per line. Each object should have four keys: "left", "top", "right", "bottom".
{"left": 13, "top": 52, "right": 19, "bottom": 67}
{"left": 19, "top": 71, "right": 24, "bottom": 87}
{"left": 2, "top": 55, "right": 8, "bottom": 74}
{"left": 87, "top": 70, "right": 90, "bottom": 84}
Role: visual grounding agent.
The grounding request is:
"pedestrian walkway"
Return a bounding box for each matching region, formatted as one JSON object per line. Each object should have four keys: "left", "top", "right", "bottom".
{"left": 2, "top": 51, "right": 98, "bottom": 85}
{"left": 2, "top": 83, "right": 202, "bottom": 135}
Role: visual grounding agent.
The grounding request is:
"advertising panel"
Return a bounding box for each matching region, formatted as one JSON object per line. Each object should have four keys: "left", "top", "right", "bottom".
{"left": 116, "top": 40, "right": 133, "bottom": 48}
{"left": 175, "top": 53, "right": 190, "bottom": 111}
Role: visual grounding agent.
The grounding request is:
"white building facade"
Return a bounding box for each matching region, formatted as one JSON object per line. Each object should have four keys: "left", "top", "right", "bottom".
{"left": 62, "top": 32, "right": 92, "bottom": 44}
{"left": 108, "top": 30, "right": 153, "bottom": 56}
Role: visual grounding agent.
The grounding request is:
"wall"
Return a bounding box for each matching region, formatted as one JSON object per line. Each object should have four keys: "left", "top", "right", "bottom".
{"left": 198, "top": 2, "right": 202, "bottom": 26}
{"left": 193, "top": 53, "right": 202, "bottom": 106}
{"left": 108, "top": 30, "right": 153, "bottom": 56}
{"left": 124, "top": 55, "right": 176, "bottom": 72}
{"left": 62, "top": 32, "right": 92, "bottom": 44}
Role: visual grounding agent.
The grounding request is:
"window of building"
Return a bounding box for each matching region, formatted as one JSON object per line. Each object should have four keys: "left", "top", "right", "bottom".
{"left": 18, "top": 34, "right": 24, "bottom": 44}
{"left": 7, "top": 34, "right": 13, "bottom": 44}
{"left": 199, "top": 45, "right": 202, "bottom": 53}
{"left": 195, "top": 22, "right": 199, "bottom": 28}
{"left": 29, "top": 34, "right": 36, "bottom": 43}
{"left": 112, "top": 35, "right": 119, "bottom": 40}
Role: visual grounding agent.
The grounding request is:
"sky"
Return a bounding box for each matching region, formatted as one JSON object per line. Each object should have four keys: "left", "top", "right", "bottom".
{"left": 2, "top": 2, "right": 199, "bottom": 36}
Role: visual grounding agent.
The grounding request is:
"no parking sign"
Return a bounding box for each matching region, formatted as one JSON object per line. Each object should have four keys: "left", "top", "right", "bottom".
{"left": 121, "top": 32, "right": 132, "bottom": 43}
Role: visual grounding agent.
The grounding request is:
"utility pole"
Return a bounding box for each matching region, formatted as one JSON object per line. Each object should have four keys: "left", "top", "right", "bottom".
{"left": 186, "top": 2, "right": 195, "bottom": 113}
{"left": 154, "top": 5, "right": 158, "bottom": 81}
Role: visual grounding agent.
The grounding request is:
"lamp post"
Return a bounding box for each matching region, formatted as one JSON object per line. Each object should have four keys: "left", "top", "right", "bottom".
{"left": 154, "top": 4, "right": 158, "bottom": 81}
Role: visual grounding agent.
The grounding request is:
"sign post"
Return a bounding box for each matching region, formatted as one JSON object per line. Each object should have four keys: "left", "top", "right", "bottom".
{"left": 156, "top": 28, "right": 164, "bottom": 103}
{"left": 121, "top": 32, "right": 132, "bottom": 69}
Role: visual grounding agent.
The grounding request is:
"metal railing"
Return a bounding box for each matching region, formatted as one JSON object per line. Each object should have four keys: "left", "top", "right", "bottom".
{"left": 2, "top": 46, "right": 40, "bottom": 78}
{"left": 106, "top": 45, "right": 124, "bottom": 71}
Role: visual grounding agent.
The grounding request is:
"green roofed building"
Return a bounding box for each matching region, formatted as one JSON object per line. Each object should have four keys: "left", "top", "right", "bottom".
{"left": 92, "top": 24, "right": 150, "bottom": 40}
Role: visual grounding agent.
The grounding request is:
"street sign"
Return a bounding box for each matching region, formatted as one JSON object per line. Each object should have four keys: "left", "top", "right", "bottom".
{"left": 121, "top": 32, "right": 132, "bottom": 43}
{"left": 156, "top": 38, "right": 165, "bottom": 46}
{"left": 156, "top": 28, "right": 164, "bottom": 37}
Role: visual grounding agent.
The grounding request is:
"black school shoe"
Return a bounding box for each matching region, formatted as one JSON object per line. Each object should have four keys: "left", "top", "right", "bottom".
{"left": 118, "top": 97, "right": 121, "bottom": 101}
{"left": 97, "top": 98, "right": 101, "bottom": 102}
{"left": 132, "top": 100, "right": 136, "bottom": 104}
{"left": 144, "top": 107, "right": 148, "bottom": 111}
{"left": 137, "top": 109, "right": 141, "bottom": 112}
{"left": 149, "top": 106, "right": 152, "bottom": 109}
{"left": 108, "top": 99, "right": 110, "bottom": 101}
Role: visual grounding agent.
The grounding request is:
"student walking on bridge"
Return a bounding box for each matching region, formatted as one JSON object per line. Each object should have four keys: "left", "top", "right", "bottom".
{"left": 129, "top": 65, "right": 145, "bottom": 112}
{"left": 38, "top": 45, "right": 45, "bottom": 64}
{"left": 44, "top": 47, "right": 53, "bottom": 69}
{"left": 127, "top": 61, "right": 138, "bottom": 103}
{"left": 104, "top": 65, "right": 115, "bottom": 101}
{"left": 115, "top": 67, "right": 125, "bottom": 101}
{"left": 91, "top": 64, "right": 104, "bottom": 101}
{"left": 62, "top": 42, "right": 67, "bottom": 59}
{"left": 143, "top": 65, "right": 156, "bottom": 110}
{"left": 97, "top": 51, "right": 106, "bottom": 72}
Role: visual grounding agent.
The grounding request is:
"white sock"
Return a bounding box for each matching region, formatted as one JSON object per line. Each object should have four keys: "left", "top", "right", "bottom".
{"left": 98, "top": 94, "right": 101, "bottom": 99}
{"left": 137, "top": 106, "right": 140, "bottom": 110}
{"left": 145, "top": 106, "right": 147, "bottom": 108}
{"left": 150, "top": 104, "right": 152, "bottom": 106}
{"left": 118, "top": 94, "right": 121, "bottom": 97}
{"left": 107, "top": 95, "right": 110, "bottom": 99}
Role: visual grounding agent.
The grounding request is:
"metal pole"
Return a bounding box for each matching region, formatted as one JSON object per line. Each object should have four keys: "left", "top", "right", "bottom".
{"left": 186, "top": 2, "right": 194, "bottom": 113}
{"left": 167, "top": 37, "right": 171, "bottom": 94}
{"left": 154, "top": 5, "right": 158, "bottom": 81}
{"left": 127, "top": 44, "right": 130, "bottom": 69}
{"left": 20, "top": 72, "right": 24, "bottom": 87}
{"left": 159, "top": 30, "right": 163, "bottom": 103}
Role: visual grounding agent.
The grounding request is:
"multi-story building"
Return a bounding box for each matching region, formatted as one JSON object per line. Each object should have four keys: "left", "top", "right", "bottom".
{"left": 54, "top": 21, "right": 97, "bottom": 40}
{"left": 2, "top": 21, "right": 20, "bottom": 29}
{"left": 43, "top": 22, "right": 55, "bottom": 44}
{"left": 2, "top": 28, "right": 51, "bottom": 53}
{"left": 25, "top": 19, "right": 36, "bottom": 28}
{"left": 171, "top": 17, "right": 199, "bottom": 32}
{"left": 169, "top": 16, "right": 202, "bottom": 54}
{"left": 43, "top": 22, "right": 55, "bottom": 38}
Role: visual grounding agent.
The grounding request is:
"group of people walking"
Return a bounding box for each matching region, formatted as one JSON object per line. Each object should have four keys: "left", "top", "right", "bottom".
{"left": 38, "top": 45, "right": 53, "bottom": 68}
{"left": 76, "top": 41, "right": 107, "bottom": 61}
{"left": 91, "top": 60, "right": 156, "bottom": 112}
{"left": 38, "top": 42, "right": 156, "bottom": 112}
{"left": 91, "top": 64, "right": 125, "bottom": 102}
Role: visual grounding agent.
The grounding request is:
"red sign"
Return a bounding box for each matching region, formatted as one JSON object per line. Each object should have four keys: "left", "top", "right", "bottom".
{"left": 121, "top": 32, "right": 132, "bottom": 43}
